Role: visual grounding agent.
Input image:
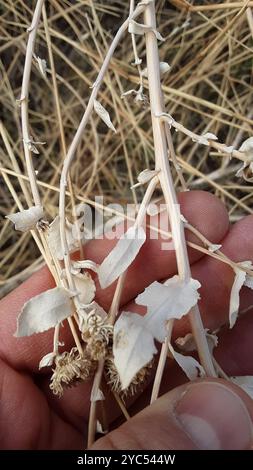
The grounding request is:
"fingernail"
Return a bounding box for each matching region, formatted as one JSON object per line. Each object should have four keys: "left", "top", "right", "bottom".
{"left": 175, "top": 382, "right": 253, "bottom": 450}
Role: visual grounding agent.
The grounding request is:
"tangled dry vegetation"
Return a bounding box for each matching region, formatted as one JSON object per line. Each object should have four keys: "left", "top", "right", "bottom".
{"left": 1, "top": 0, "right": 253, "bottom": 295}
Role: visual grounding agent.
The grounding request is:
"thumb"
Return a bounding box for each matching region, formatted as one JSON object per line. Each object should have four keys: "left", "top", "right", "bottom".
{"left": 91, "top": 379, "right": 253, "bottom": 450}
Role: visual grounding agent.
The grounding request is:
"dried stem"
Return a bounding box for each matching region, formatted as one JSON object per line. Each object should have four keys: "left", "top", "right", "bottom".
{"left": 59, "top": 1, "right": 146, "bottom": 296}
{"left": 87, "top": 359, "right": 105, "bottom": 448}
{"left": 20, "top": 0, "right": 44, "bottom": 206}
{"left": 150, "top": 320, "right": 173, "bottom": 404}
{"left": 143, "top": 1, "right": 216, "bottom": 380}
{"left": 112, "top": 392, "right": 131, "bottom": 420}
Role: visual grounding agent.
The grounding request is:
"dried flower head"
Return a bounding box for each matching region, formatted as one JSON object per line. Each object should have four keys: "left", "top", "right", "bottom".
{"left": 49, "top": 347, "right": 95, "bottom": 397}
{"left": 81, "top": 311, "right": 113, "bottom": 360}
{"left": 104, "top": 351, "right": 153, "bottom": 398}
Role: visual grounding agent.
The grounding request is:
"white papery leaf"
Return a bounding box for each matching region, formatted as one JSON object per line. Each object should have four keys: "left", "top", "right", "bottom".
{"left": 94, "top": 100, "right": 116, "bottom": 132}
{"left": 15, "top": 287, "right": 73, "bottom": 337}
{"left": 201, "top": 132, "right": 218, "bottom": 142}
{"left": 90, "top": 387, "right": 105, "bottom": 402}
{"left": 168, "top": 343, "right": 205, "bottom": 380}
{"left": 39, "top": 352, "right": 56, "bottom": 369}
{"left": 72, "top": 260, "right": 98, "bottom": 273}
{"left": 47, "top": 216, "right": 79, "bottom": 260}
{"left": 222, "top": 145, "right": 234, "bottom": 154}
{"left": 229, "top": 262, "right": 252, "bottom": 328}
{"left": 244, "top": 274, "right": 253, "bottom": 289}
{"left": 27, "top": 141, "right": 39, "bottom": 154}
{"left": 231, "top": 376, "right": 253, "bottom": 399}
{"left": 239, "top": 137, "right": 253, "bottom": 158}
{"left": 24, "top": 138, "right": 46, "bottom": 154}
{"left": 96, "top": 420, "right": 107, "bottom": 434}
{"left": 122, "top": 89, "right": 137, "bottom": 97}
{"left": 131, "top": 168, "right": 159, "bottom": 187}
{"left": 132, "top": 57, "right": 142, "bottom": 66}
{"left": 137, "top": 169, "right": 159, "bottom": 184}
{"left": 159, "top": 61, "right": 171, "bottom": 75}
{"left": 73, "top": 272, "right": 95, "bottom": 305}
{"left": 113, "top": 312, "right": 157, "bottom": 390}
{"left": 180, "top": 214, "right": 188, "bottom": 223}
{"left": 147, "top": 203, "right": 159, "bottom": 216}
{"left": 141, "top": 68, "right": 148, "bottom": 78}
{"left": 36, "top": 56, "right": 47, "bottom": 77}
{"left": 208, "top": 244, "right": 222, "bottom": 253}
{"left": 138, "top": 0, "right": 153, "bottom": 5}
{"left": 6, "top": 205, "right": 44, "bottom": 232}
{"left": 136, "top": 276, "right": 201, "bottom": 342}
{"left": 142, "top": 62, "right": 170, "bottom": 78}
{"left": 229, "top": 269, "right": 246, "bottom": 328}
{"left": 128, "top": 20, "right": 165, "bottom": 41}
{"left": 98, "top": 226, "right": 146, "bottom": 288}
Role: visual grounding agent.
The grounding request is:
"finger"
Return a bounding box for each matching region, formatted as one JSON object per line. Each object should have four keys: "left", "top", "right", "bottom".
{"left": 188, "top": 214, "right": 253, "bottom": 334}
{"left": 0, "top": 190, "right": 228, "bottom": 371}
{"left": 214, "top": 309, "right": 253, "bottom": 376}
{"left": 0, "top": 358, "right": 83, "bottom": 449}
{"left": 91, "top": 379, "right": 253, "bottom": 450}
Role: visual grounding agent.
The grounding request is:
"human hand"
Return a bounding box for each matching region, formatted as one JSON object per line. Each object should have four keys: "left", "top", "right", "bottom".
{"left": 1, "top": 190, "right": 253, "bottom": 450}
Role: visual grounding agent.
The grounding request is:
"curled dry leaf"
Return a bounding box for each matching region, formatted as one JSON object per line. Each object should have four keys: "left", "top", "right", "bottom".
{"left": 136, "top": 276, "right": 201, "bottom": 342}
{"left": 128, "top": 20, "right": 165, "bottom": 41}
{"left": 159, "top": 61, "right": 171, "bottom": 75}
{"left": 73, "top": 272, "right": 96, "bottom": 305}
{"left": 138, "top": 0, "right": 153, "bottom": 6}
{"left": 146, "top": 203, "right": 160, "bottom": 216}
{"left": 229, "top": 261, "right": 252, "bottom": 328}
{"left": 72, "top": 260, "right": 98, "bottom": 272}
{"left": 208, "top": 244, "right": 222, "bottom": 253}
{"left": 113, "top": 312, "right": 157, "bottom": 390}
{"left": 230, "top": 376, "right": 253, "bottom": 399}
{"left": 47, "top": 216, "right": 79, "bottom": 260}
{"left": 131, "top": 169, "right": 159, "bottom": 188}
{"left": 236, "top": 137, "right": 253, "bottom": 181}
{"left": 94, "top": 100, "right": 116, "bottom": 132}
{"left": 90, "top": 387, "right": 105, "bottom": 402}
{"left": 36, "top": 56, "right": 47, "bottom": 77}
{"left": 96, "top": 421, "right": 107, "bottom": 435}
{"left": 6, "top": 205, "right": 44, "bottom": 232}
{"left": 142, "top": 61, "right": 170, "bottom": 78}
{"left": 98, "top": 226, "right": 146, "bottom": 289}
{"left": 236, "top": 161, "right": 253, "bottom": 182}
{"left": 239, "top": 136, "right": 253, "bottom": 157}
{"left": 39, "top": 352, "right": 56, "bottom": 369}
{"left": 137, "top": 169, "right": 160, "bottom": 184}
{"left": 175, "top": 330, "right": 218, "bottom": 354}
{"left": 15, "top": 287, "right": 73, "bottom": 337}
{"left": 24, "top": 138, "right": 46, "bottom": 154}
{"left": 180, "top": 214, "right": 188, "bottom": 223}
{"left": 168, "top": 343, "right": 205, "bottom": 381}
{"left": 201, "top": 132, "right": 218, "bottom": 142}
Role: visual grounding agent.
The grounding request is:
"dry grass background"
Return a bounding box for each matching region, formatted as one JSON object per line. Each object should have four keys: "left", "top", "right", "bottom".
{"left": 1, "top": 0, "right": 253, "bottom": 297}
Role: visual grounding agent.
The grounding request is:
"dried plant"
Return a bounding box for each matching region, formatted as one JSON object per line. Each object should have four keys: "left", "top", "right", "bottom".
{"left": 2, "top": 0, "right": 253, "bottom": 448}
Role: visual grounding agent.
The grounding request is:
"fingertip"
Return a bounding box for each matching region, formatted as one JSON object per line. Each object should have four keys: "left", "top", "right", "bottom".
{"left": 178, "top": 190, "right": 229, "bottom": 243}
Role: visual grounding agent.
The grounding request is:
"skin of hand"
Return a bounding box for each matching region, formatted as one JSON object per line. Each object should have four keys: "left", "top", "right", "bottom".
{"left": 1, "top": 190, "right": 253, "bottom": 450}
